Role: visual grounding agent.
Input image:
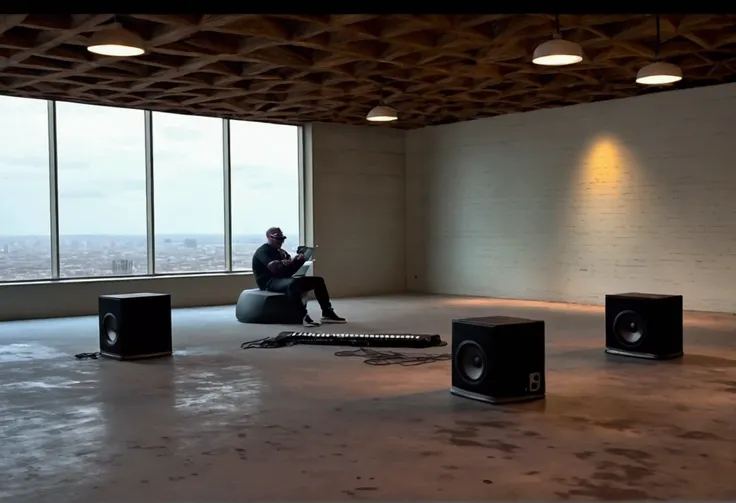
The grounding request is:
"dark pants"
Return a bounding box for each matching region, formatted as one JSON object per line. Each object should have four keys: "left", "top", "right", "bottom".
{"left": 267, "top": 276, "right": 332, "bottom": 315}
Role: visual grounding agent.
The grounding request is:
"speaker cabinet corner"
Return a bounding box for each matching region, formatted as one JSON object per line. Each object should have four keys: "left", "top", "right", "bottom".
{"left": 451, "top": 316, "right": 545, "bottom": 405}
{"left": 98, "top": 293, "right": 173, "bottom": 361}
{"left": 605, "top": 293, "right": 683, "bottom": 360}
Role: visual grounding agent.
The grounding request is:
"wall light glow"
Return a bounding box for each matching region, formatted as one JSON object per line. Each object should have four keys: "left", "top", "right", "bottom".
{"left": 558, "top": 133, "right": 651, "bottom": 295}
{"left": 578, "top": 135, "right": 627, "bottom": 196}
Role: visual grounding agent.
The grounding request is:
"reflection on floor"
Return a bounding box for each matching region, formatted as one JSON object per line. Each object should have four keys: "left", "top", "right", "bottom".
{"left": 1, "top": 294, "right": 736, "bottom": 502}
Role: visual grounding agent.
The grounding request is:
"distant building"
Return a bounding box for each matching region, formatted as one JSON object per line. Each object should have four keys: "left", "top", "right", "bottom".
{"left": 111, "top": 259, "right": 135, "bottom": 275}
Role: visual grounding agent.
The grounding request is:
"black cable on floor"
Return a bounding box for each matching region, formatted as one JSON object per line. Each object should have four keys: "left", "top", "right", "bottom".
{"left": 240, "top": 337, "right": 292, "bottom": 349}
{"left": 74, "top": 352, "right": 102, "bottom": 360}
{"left": 334, "top": 347, "right": 451, "bottom": 366}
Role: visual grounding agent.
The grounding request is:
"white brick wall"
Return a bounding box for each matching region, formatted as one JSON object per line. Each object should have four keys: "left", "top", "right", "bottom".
{"left": 406, "top": 83, "right": 736, "bottom": 313}
{"left": 309, "top": 122, "right": 406, "bottom": 297}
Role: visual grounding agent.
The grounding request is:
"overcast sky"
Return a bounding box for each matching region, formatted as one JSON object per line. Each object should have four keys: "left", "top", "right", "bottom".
{"left": 0, "top": 95, "right": 300, "bottom": 237}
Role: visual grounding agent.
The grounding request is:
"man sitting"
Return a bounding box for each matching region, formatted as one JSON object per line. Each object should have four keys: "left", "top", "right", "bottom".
{"left": 252, "top": 227, "right": 346, "bottom": 327}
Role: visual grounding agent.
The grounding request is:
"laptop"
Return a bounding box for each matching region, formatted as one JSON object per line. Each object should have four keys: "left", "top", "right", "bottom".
{"left": 293, "top": 245, "right": 316, "bottom": 277}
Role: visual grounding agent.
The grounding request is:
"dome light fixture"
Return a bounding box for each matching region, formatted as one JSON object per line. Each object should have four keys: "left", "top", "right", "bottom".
{"left": 87, "top": 22, "right": 146, "bottom": 57}
{"left": 532, "top": 15, "right": 583, "bottom": 66}
{"left": 636, "top": 16, "right": 682, "bottom": 86}
{"left": 636, "top": 61, "right": 682, "bottom": 85}
{"left": 533, "top": 37, "right": 584, "bottom": 66}
{"left": 366, "top": 105, "right": 398, "bottom": 122}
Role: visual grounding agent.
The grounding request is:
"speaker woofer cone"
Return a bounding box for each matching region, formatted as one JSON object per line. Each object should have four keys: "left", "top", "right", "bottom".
{"left": 613, "top": 310, "right": 646, "bottom": 346}
{"left": 102, "top": 313, "right": 118, "bottom": 346}
{"left": 455, "top": 340, "right": 487, "bottom": 384}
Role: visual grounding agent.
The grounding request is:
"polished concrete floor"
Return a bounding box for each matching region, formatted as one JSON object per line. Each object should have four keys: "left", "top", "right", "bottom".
{"left": 1, "top": 294, "right": 736, "bottom": 503}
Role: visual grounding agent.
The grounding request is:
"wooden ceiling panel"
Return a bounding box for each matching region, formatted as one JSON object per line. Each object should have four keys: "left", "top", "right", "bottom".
{"left": 0, "top": 14, "right": 735, "bottom": 129}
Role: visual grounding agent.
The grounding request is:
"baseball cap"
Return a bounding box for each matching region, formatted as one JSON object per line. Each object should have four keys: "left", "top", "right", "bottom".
{"left": 266, "top": 227, "right": 286, "bottom": 241}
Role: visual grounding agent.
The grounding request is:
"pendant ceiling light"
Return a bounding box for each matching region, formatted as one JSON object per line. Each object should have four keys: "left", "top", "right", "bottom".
{"left": 87, "top": 22, "right": 146, "bottom": 57}
{"left": 366, "top": 105, "right": 398, "bottom": 122}
{"left": 533, "top": 14, "right": 583, "bottom": 66}
{"left": 636, "top": 61, "right": 683, "bottom": 85}
{"left": 636, "top": 16, "right": 682, "bottom": 85}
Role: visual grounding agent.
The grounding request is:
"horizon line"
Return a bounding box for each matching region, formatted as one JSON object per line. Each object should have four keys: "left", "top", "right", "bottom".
{"left": 0, "top": 233, "right": 300, "bottom": 238}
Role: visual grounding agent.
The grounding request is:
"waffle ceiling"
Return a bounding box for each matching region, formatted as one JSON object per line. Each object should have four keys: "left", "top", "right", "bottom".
{"left": 1, "top": 14, "right": 735, "bottom": 128}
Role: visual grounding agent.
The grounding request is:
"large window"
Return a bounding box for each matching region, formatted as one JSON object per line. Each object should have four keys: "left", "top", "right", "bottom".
{"left": 56, "top": 102, "right": 147, "bottom": 278}
{"left": 230, "top": 121, "right": 301, "bottom": 270}
{"left": 152, "top": 112, "right": 225, "bottom": 273}
{"left": 0, "top": 97, "right": 303, "bottom": 283}
{"left": 0, "top": 96, "right": 52, "bottom": 281}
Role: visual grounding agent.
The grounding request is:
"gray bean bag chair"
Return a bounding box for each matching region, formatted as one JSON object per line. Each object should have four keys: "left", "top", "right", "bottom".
{"left": 235, "top": 288, "right": 304, "bottom": 324}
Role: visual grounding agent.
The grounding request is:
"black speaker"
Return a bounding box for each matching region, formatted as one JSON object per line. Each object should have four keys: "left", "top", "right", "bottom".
{"left": 605, "top": 293, "right": 683, "bottom": 360}
{"left": 451, "top": 316, "right": 545, "bottom": 404}
{"left": 98, "top": 293, "right": 173, "bottom": 360}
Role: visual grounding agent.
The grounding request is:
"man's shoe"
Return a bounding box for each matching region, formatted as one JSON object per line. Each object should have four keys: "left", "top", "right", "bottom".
{"left": 303, "top": 314, "right": 321, "bottom": 327}
{"left": 321, "top": 309, "right": 347, "bottom": 324}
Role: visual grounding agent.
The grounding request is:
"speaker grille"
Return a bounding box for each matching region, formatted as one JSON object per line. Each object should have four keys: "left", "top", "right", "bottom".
{"left": 613, "top": 310, "right": 646, "bottom": 346}
{"left": 102, "top": 313, "right": 118, "bottom": 346}
{"left": 455, "top": 340, "right": 487, "bottom": 384}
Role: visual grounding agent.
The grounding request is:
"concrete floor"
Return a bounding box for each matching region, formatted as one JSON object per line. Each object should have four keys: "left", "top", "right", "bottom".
{"left": 1, "top": 294, "right": 735, "bottom": 503}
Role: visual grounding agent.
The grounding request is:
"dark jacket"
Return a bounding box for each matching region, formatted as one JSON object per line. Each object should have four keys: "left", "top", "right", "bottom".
{"left": 252, "top": 244, "right": 305, "bottom": 289}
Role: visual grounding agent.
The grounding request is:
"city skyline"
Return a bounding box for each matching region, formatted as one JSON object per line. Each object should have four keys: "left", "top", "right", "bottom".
{"left": 0, "top": 231, "right": 302, "bottom": 281}
{"left": 0, "top": 232, "right": 301, "bottom": 238}
{"left": 0, "top": 94, "right": 300, "bottom": 237}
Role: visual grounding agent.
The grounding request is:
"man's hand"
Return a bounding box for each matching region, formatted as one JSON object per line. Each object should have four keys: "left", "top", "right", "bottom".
{"left": 294, "top": 254, "right": 307, "bottom": 265}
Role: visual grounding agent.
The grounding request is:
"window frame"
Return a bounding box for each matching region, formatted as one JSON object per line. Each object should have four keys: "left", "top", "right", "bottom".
{"left": 0, "top": 97, "right": 305, "bottom": 283}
